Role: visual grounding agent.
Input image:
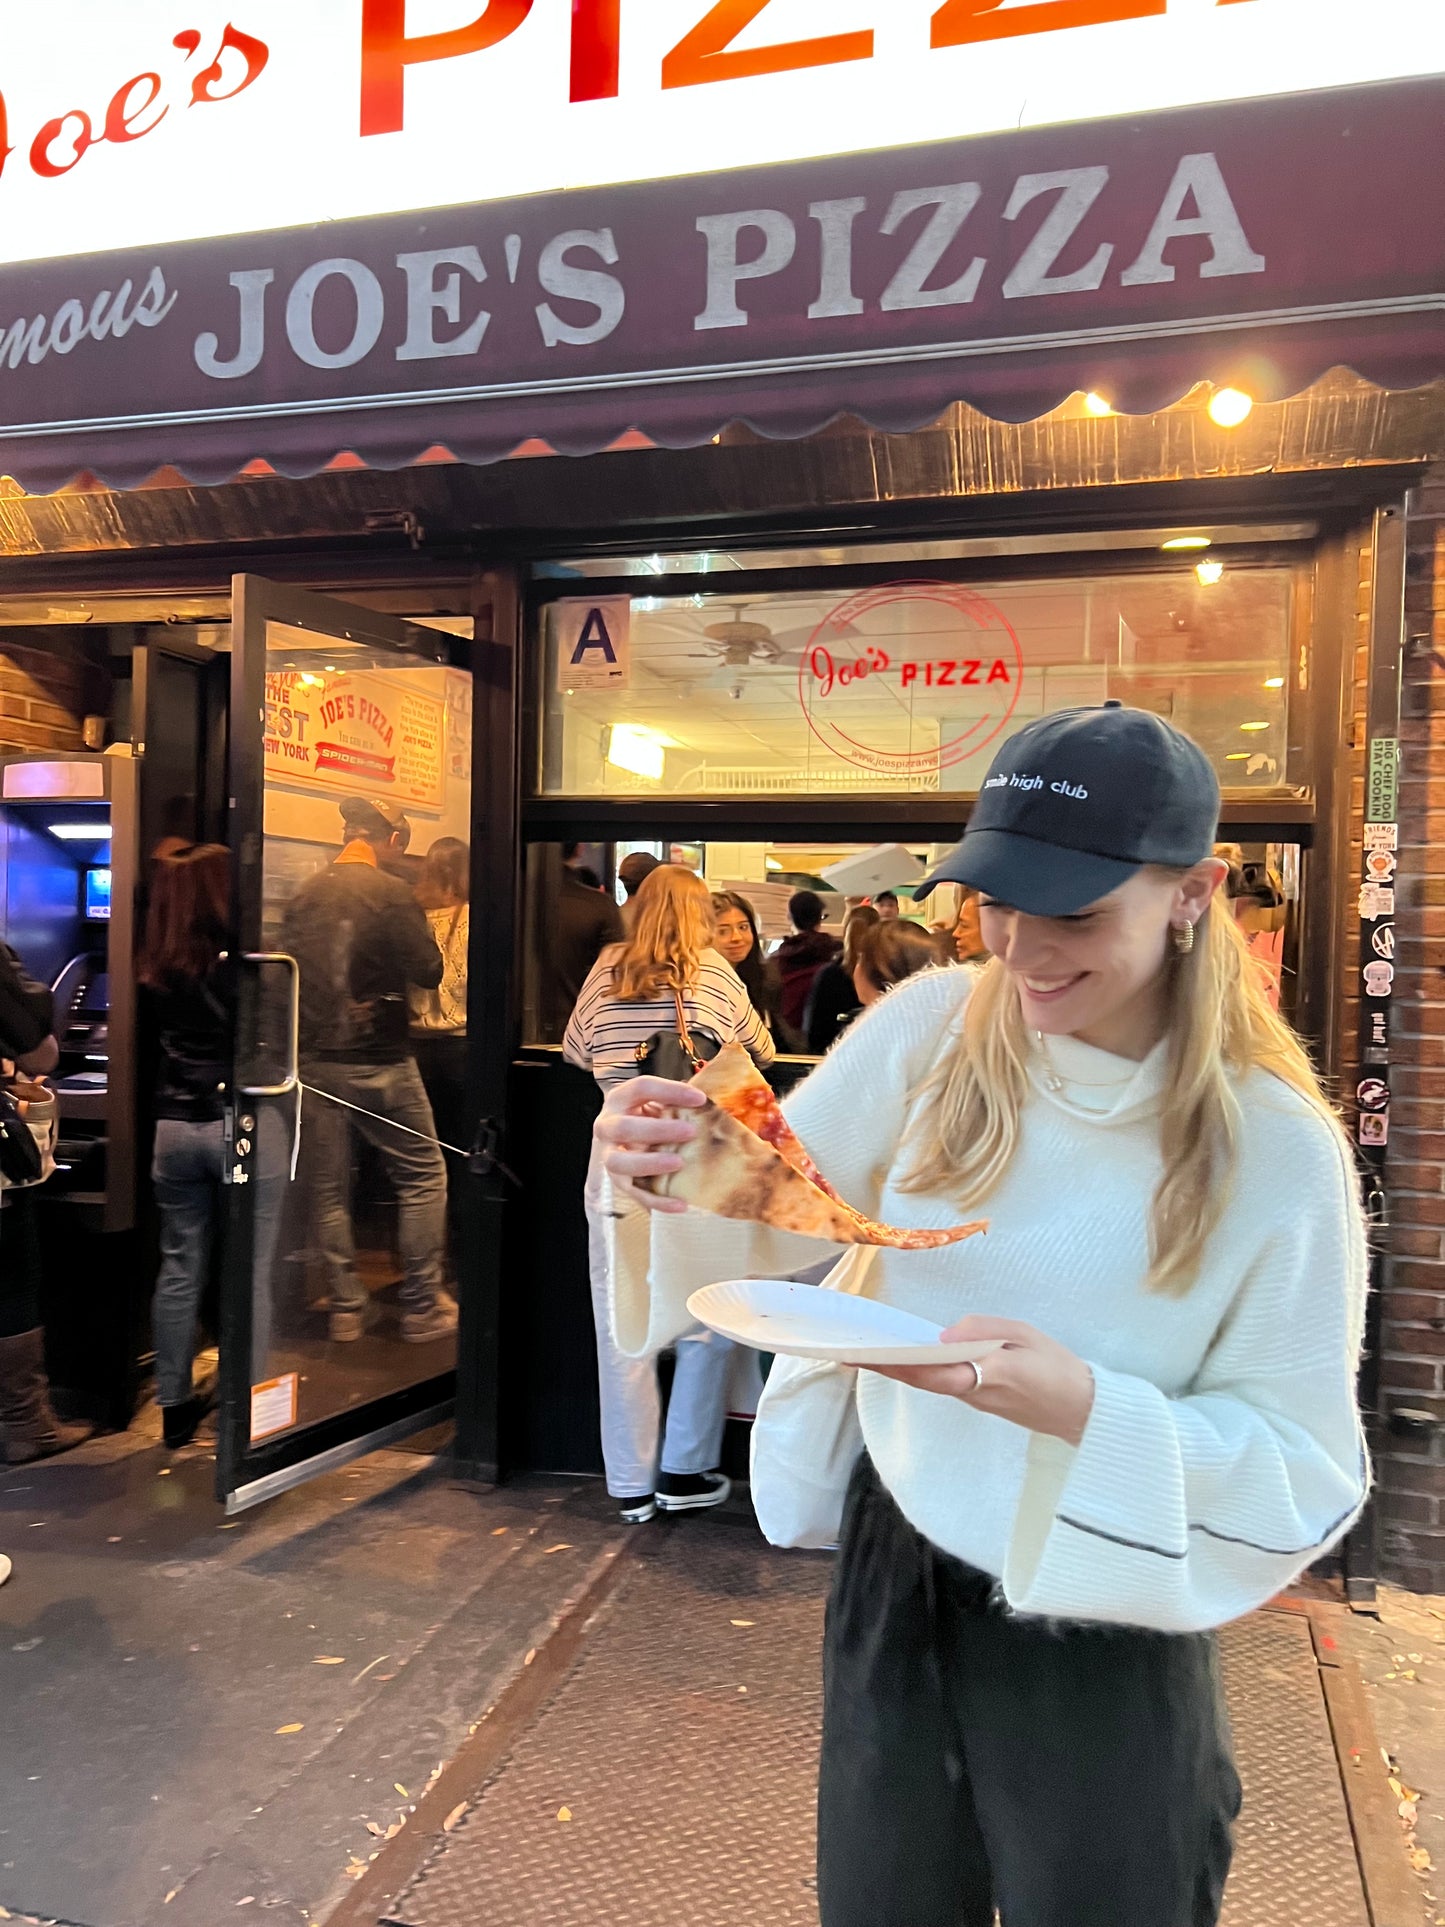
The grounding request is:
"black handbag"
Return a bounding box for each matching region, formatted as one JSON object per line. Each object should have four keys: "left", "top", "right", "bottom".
{"left": 635, "top": 988, "right": 723, "bottom": 1081}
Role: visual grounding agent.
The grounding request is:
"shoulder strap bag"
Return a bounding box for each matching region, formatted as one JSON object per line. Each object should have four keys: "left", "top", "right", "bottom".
{"left": 634, "top": 987, "right": 723, "bottom": 1082}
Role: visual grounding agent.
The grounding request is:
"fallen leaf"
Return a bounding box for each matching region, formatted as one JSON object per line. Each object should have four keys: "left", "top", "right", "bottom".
{"left": 737, "top": 1686, "right": 748, "bottom": 1695}
{"left": 235, "top": 1898, "right": 255, "bottom": 1908}
{"left": 158, "top": 1468, "right": 171, "bottom": 1477}
{"left": 1409, "top": 1848, "right": 1434, "bottom": 1873}
{"left": 491, "top": 1527, "right": 508, "bottom": 1537}
{"left": 11, "top": 1638, "right": 41, "bottom": 1652}
{"left": 365, "top": 1822, "right": 385, "bottom": 1837}
{"left": 443, "top": 1801, "right": 468, "bottom": 1833}
{"left": 275, "top": 1723, "right": 304, "bottom": 1735}
{"left": 544, "top": 1544, "right": 572, "bottom": 1554}
{"left": 314, "top": 1656, "right": 345, "bottom": 1665}
{"left": 395, "top": 1783, "right": 409, "bottom": 1799}
{"left": 731, "top": 1619, "right": 755, "bottom": 1629}
{"left": 558, "top": 1807, "right": 573, "bottom": 1823}
{"left": 107, "top": 1535, "right": 122, "bottom": 1544}
{"left": 524, "top": 1649, "right": 537, "bottom": 1666}
{"left": 164, "top": 1889, "right": 180, "bottom": 1905}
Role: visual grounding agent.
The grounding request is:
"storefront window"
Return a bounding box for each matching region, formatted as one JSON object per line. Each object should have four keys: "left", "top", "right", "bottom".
{"left": 538, "top": 564, "right": 1293, "bottom": 798}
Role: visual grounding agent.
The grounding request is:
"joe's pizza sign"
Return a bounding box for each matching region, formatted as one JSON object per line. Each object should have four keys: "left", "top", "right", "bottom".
{"left": 0, "top": 3, "right": 1439, "bottom": 269}
{"left": 264, "top": 671, "right": 445, "bottom": 810}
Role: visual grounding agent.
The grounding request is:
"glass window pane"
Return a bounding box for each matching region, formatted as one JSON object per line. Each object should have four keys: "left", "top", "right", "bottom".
{"left": 539, "top": 567, "right": 1292, "bottom": 798}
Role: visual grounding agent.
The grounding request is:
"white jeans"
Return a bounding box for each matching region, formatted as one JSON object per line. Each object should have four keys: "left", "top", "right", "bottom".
{"left": 583, "top": 1140, "right": 735, "bottom": 1498}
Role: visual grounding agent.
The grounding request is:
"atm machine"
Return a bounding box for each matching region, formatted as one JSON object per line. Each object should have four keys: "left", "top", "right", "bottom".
{"left": 0, "top": 752, "right": 145, "bottom": 1422}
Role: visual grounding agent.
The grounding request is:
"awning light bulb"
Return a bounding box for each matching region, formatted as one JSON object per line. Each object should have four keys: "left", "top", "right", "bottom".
{"left": 1208, "top": 387, "right": 1254, "bottom": 428}
{"left": 1083, "top": 392, "right": 1114, "bottom": 418}
{"left": 1195, "top": 559, "right": 1225, "bottom": 586}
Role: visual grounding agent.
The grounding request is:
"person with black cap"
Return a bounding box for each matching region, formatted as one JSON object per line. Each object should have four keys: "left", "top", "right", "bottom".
{"left": 281, "top": 798, "right": 455, "bottom": 1346}
{"left": 595, "top": 702, "right": 1368, "bottom": 1927}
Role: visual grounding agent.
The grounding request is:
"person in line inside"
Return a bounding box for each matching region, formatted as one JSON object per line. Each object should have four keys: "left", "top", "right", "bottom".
{"left": 853, "top": 918, "right": 942, "bottom": 1008}
{"left": 1229, "top": 862, "right": 1286, "bottom": 1013}
{"left": 410, "top": 836, "right": 470, "bottom": 1278}
{"left": 619, "top": 851, "right": 660, "bottom": 932}
{"left": 775, "top": 890, "right": 842, "bottom": 1036}
{"left": 564, "top": 864, "right": 775, "bottom": 1524}
{"left": 596, "top": 702, "right": 1366, "bottom": 1927}
{"left": 543, "top": 841, "right": 626, "bottom": 1041}
{"left": 805, "top": 905, "right": 880, "bottom": 1054}
{"left": 951, "top": 886, "right": 989, "bottom": 966}
{"left": 282, "top": 798, "right": 456, "bottom": 1346}
{"left": 0, "top": 941, "right": 91, "bottom": 1468}
{"left": 141, "top": 845, "right": 288, "bottom": 1445}
{"left": 873, "top": 890, "right": 901, "bottom": 921}
{"left": 711, "top": 890, "right": 804, "bottom": 1051}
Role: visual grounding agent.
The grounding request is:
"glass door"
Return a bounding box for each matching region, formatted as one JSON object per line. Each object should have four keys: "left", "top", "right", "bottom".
{"left": 218, "top": 577, "right": 473, "bottom": 1511}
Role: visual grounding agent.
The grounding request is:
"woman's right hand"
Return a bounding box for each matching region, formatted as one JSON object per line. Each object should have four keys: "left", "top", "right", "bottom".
{"left": 595, "top": 1076, "right": 706, "bottom": 1214}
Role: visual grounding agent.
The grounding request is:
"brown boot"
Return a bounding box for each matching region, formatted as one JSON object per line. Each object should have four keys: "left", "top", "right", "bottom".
{"left": 0, "top": 1329, "right": 94, "bottom": 1464}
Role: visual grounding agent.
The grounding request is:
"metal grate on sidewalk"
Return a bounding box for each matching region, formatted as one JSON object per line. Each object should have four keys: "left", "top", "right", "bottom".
{"left": 387, "top": 1530, "right": 1369, "bottom": 1927}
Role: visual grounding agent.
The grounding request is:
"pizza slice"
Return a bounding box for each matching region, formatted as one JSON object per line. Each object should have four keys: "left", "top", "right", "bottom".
{"left": 640, "top": 1045, "right": 985, "bottom": 1250}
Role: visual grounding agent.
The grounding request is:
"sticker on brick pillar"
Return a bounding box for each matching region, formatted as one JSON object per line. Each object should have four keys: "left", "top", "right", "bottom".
{"left": 1356, "top": 1077, "right": 1389, "bottom": 1111}
{"left": 1366, "top": 737, "right": 1399, "bottom": 822}
{"left": 1371, "top": 924, "right": 1396, "bottom": 960}
{"left": 1363, "top": 959, "right": 1394, "bottom": 996}
{"left": 1357, "top": 1111, "right": 1388, "bottom": 1147}
{"left": 1365, "top": 847, "right": 1398, "bottom": 883}
{"left": 1363, "top": 822, "right": 1398, "bottom": 852}
{"left": 1358, "top": 883, "right": 1395, "bottom": 919}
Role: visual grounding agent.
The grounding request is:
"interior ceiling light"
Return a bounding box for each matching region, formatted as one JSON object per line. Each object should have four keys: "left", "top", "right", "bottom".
{"left": 1225, "top": 752, "right": 1250, "bottom": 761}
{"left": 1208, "top": 387, "right": 1254, "bottom": 428}
{"left": 1083, "top": 392, "right": 1114, "bottom": 417}
{"left": 48, "top": 821, "right": 111, "bottom": 839}
{"left": 1162, "top": 535, "right": 1212, "bottom": 551}
{"left": 1195, "top": 559, "right": 1225, "bottom": 586}
{"left": 606, "top": 724, "right": 669, "bottom": 782}
{"left": 1263, "top": 676, "right": 1285, "bottom": 689}
{"left": 1239, "top": 720, "right": 1271, "bottom": 732}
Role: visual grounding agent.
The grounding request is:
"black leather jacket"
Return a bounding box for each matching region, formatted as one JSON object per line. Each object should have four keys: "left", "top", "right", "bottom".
{"left": 0, "top": 943, "right": 53, "bottom": 1061}
{"left": 281, "top": 853, "right": 442, "bottom": 1063}
{"left": 147, "top": 966, "right": 233, "bottom": 1123}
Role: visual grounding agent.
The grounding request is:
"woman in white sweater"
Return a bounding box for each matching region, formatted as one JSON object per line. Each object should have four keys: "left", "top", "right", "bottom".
{"left": 565, "top": 863, "right": 774, "bottom": 1523}
{"left": 595, "top": 704, "right": 1367, "bottom": 1927}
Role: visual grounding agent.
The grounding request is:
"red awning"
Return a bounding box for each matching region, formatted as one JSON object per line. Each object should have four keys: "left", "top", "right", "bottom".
{"left": 0, "top": 77, "right": 1440, "bottom": 495}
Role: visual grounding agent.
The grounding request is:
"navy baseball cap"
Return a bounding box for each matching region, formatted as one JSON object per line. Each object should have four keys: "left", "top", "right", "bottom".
{"left": 913, "top": 702, "right": 1220, "bottom": 916}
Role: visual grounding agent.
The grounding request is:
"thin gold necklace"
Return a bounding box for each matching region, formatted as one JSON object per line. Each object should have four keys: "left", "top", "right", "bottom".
{"left": 1034, "top": 1032, "right": 1132, "bottom": 1094}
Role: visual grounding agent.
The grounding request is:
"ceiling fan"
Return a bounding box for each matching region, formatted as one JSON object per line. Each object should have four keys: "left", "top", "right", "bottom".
{"left": 675, "top": 602, "right": 858, "bottom": 673}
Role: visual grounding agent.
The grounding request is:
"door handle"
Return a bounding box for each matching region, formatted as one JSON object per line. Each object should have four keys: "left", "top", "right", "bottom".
{"left": 239, "top": 951, "right": 299, "bottom": 1096}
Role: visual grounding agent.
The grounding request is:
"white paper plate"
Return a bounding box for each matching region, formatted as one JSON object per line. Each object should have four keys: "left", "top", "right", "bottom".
{"left": 687, "top": 1279, "right": 1005, "bottom": 1367}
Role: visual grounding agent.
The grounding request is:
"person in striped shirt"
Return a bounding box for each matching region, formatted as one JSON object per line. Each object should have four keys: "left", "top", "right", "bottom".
{"left": 565, "top": 865, "right": 774, "bottom": 1522}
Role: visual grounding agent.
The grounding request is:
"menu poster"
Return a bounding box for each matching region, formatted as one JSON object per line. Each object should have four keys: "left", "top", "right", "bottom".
{"left": 264, "top": 670, "right": 445, "bottom": 810}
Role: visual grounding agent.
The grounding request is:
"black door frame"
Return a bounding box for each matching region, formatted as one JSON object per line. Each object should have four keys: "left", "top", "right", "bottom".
{"left": 216, "top": 573, "right": 472, "bottom": 1512}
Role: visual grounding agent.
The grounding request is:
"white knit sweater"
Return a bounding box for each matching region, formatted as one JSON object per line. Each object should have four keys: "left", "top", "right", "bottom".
{"left": 780, "top": 967, "right": 1370, "bottom": 1633}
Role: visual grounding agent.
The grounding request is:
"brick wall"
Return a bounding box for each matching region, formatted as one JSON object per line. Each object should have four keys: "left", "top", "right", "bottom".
{"left": 1381, "top": 472, "right": 1445, "bottom": 1590}
{"left": 0, "top": 630, "right": 107, "bottom": 753}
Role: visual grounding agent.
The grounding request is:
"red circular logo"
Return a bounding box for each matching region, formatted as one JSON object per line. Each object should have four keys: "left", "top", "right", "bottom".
{"left": 797, "top": 581, "right": 1024, "bottom": 778}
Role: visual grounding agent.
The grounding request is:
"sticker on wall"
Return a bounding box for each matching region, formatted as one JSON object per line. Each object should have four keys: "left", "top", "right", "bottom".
{"left": 1356, "top": 1077, "right": 1389, "bottom": 1112}
{"left": 556, "top": 598, "right": 631, "bottom": 693}
{"left": 1363, "top": 1043, "right": 1389, "bottom": 1067}
{"left": 1370, "top": 1009, "right": 1388, "bottom": 1049}
{"left": 1365, "top": 848, "right": 1398, "bottom": 883}
{"left": 1358, "top": 883, "right": 1395, "bottom": 920}
{"left": 1357, "top": 1111, "right": 1389, "bottom": 1147}
{"left": 1364, "top": 822, "right": 1399, "bottom": 852}
{"left": 250, "top": 1373, "right": 299, "bottom": 1443}
{"left": 1366, "top": 736, "right": 1400, "bottom": 823}
{"left": 1371, "top": 924, "right": 1396, "bottom": 960}
{"left": 1363, "top": 960, "right": 1395, "bottom": 997}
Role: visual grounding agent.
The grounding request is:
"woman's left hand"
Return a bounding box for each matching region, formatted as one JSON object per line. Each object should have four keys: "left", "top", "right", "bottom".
{"left": 857, "top": 1316, "right": 1096, "bottom": 1446}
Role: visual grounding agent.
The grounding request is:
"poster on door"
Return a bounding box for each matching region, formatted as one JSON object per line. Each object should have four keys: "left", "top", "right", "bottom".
{"left": 263, "top": 671, "right": 445, "bottom": 810}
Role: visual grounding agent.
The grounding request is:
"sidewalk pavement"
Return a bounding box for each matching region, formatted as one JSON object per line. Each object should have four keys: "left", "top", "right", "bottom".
{"left": 0, "top": 1411, "right": 627, "bottom": 1927}
{"left": 1338, "top": 1584, "right": 1445, "bottom": 1923}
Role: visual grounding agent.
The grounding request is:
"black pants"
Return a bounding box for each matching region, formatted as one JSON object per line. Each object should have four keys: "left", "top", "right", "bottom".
{"left": 0, "top": 1194, "right": 42, "bottom": 1338}
{"left": 411, "top": 1032, "right": 468, "bottom": 1270}
{"left": 819, "top": 1458, "right": 1241, "bottom": 1927}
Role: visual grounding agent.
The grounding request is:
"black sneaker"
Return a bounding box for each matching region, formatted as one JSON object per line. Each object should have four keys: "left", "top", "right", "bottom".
{"left": 618, "top": 1494, "right": 656, "bottom": 1524}
{"left": 655, "top": 1471, "right": 732, "bottom": 1514}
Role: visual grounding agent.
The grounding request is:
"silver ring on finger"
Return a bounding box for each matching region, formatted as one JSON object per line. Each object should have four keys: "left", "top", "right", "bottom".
{"left": 967, "top": 1359, "right": 984, "bottom": 1395}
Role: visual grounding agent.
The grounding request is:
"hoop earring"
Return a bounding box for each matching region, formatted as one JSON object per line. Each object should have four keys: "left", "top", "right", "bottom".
{"left": 1171, "top": 919, "right": 1196, "bottom": 955}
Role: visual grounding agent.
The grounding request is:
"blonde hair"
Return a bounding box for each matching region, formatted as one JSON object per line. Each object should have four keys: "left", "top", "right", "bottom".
{"left": 611, "top": 865, "right": 715, "bottom": 1001}
{"left": 901, "top": 881, "right": 1335, "bottom": 1294}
